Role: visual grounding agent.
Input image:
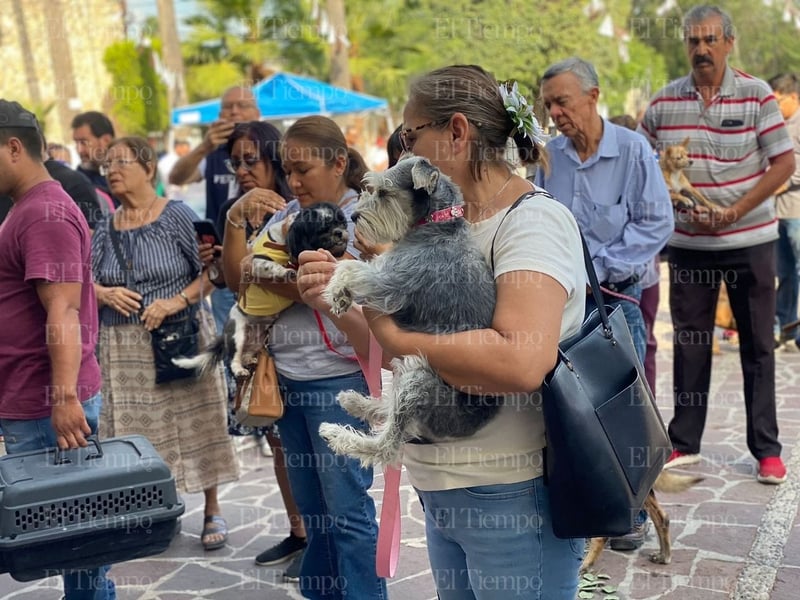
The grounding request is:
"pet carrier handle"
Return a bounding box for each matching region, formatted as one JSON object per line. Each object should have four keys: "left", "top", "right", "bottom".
{"left": 53, "top": 435, "right": 104, "bottom": 465}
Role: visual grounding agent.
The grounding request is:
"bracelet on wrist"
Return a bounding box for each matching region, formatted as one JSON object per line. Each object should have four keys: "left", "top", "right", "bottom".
{"left": 179, "top": 291, "right": 191, "bottom": 306}
{"left": 226, "top": 213, "right": 245, "bottom": 230}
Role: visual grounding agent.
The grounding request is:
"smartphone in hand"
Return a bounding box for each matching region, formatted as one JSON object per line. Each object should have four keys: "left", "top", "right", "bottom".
{"left": 193, "top": 219, "right": 222, "bottom": 256}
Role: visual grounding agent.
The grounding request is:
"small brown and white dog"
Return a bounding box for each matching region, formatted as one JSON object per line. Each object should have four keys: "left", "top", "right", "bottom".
{"left": 579, "top": 469, "right": 704, "bottom": 574}
{"left": 659, "top": 138, "right": 718, "bottom": 212}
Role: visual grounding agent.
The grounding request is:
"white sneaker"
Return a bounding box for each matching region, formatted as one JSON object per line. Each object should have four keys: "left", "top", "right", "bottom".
{"left": 257, "top": 434, "right": 272, "bottom": 457}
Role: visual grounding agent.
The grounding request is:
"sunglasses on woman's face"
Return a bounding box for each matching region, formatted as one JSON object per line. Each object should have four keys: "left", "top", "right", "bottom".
{"left": 225, "top": 156, "right": 261, "bottom": 174}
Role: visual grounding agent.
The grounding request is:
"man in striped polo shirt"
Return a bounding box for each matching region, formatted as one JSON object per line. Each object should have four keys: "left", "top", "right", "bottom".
{"left": 639, "top": 5, "right": 796, "bottom": 484}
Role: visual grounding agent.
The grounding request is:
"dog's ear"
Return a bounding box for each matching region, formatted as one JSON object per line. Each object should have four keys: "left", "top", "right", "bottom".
{"left": 411, "top": 157, "right": 440, "bottom": 196}
{"left": 681, "top": 136, "right": 691, "bottom": 149}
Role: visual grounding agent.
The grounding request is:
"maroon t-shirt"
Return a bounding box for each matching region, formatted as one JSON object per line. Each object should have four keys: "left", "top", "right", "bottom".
{"left": 0, "top": 180, "right": 101, "bottom": 419}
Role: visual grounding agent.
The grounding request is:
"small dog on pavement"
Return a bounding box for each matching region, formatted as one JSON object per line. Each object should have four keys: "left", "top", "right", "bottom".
{"left": 659, "top": 138, "right": 719, "bottom": 212}
{"left": 173, "top": 202, "right": 349, "bottom": 378}
{"left": 579, "top": 469, "right": 704, "bottom": 574}
{"left": 318, "top": 156, "right": 499, "bottom": 467}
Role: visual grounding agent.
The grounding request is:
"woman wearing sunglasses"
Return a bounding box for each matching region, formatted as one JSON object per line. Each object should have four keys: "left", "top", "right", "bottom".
{"left": 217, "top": 121, "right": 308, "bottom": 582}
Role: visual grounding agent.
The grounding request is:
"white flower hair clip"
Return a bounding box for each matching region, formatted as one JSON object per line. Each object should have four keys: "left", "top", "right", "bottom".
{"left": 499, "top": 81, "right": 547, "bottom": 146}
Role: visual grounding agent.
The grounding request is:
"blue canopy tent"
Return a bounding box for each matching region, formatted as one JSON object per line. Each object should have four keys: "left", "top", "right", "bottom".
{"left": 171, "top": 72, "right": 389, "bottom": 125}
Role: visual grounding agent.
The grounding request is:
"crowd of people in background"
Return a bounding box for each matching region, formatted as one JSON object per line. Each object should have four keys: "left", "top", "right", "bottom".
{"left": 0, "top": 3, "right": 799, "bottom": 599}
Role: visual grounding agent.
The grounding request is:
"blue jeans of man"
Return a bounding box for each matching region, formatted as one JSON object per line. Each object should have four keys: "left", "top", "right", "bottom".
{"left": 277, "top": 372, "right": 387, "bottom": 599}
{"left": 586, "top": 282, "right": 648, "bottom": 530}
{"left": 0, "top": 393, "right": 116, "bottom": 600}
{"left": 417, "top": 477, "right": 584, "bottom": 599}
{"left": 586, "top": 281, "right": 646, "bottom": 365}
{"left": 210, "top": 287, "right": 236, "bottom": 334}
{"left": 775, "top": 218, "right": 800, "bottom": 339}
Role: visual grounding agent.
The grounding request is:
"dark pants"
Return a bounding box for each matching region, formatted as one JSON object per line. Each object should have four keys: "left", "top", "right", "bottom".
{"left": 668, "top": 243, "right": 781, "bottom": 459}
{"left": 640, "top": 281, "right": 660, "bottom": 394}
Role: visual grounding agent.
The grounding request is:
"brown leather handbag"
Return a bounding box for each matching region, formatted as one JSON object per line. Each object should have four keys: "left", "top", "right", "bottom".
{"left": 233, "top": 320, "right": 284, "bottom": 427}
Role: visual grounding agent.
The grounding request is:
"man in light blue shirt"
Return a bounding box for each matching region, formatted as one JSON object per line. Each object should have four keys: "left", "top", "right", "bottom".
{"left": 536, "top": 56, "right": 673, "bottom": 554}
{"left": 536, "top": 57, "right": 673, "bottom": 363}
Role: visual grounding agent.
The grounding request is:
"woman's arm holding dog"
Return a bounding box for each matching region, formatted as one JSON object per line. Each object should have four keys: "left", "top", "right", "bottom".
{"left": 365, "top": 271, "right": 567, "bottom": 395}
{"left": 222, "top": 189, "right": 287, "bottom": 292}
{"left": 297, "top": 249, "right": 386, "bottom": 366}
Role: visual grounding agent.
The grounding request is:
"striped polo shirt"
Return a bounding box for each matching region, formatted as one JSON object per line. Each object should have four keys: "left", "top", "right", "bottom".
{"left": 639, "top": 66, "right": 793, "bottom": 250}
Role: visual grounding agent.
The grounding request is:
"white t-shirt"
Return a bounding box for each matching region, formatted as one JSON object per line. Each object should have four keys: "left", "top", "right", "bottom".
{"left": 403, "top": 190, "right": 586, "bottom": 491}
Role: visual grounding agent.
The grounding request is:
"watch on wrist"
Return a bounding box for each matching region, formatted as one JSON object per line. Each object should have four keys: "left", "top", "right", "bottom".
{"left": 207, "top": 264, "right": 226, "bottom": 288}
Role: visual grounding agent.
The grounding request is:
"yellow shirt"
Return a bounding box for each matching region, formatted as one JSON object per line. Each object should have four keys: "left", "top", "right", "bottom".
{"left": 240, "top": 224, "right": 294, "bottom": 316}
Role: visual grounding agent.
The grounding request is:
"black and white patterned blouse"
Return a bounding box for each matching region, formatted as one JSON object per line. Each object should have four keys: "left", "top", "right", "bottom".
{"left": 92, "top": 201, "right": 201, "bottom": 326}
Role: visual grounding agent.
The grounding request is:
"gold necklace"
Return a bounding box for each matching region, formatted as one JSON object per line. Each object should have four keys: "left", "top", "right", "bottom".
{"left": 473, "top": 172, "right": 514, "bottom": 221}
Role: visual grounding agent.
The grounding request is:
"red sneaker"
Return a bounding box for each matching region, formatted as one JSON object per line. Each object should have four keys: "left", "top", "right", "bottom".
{"left": 757, "top": 457, "right": 786, "bottom": 484}
{"left": 664, "top": 449, "right": 701, "bottom": 469}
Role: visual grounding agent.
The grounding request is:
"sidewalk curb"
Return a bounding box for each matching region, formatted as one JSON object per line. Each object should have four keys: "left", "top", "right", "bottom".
{"left": 731, "top": 443, "right": 800, "bottom": 600}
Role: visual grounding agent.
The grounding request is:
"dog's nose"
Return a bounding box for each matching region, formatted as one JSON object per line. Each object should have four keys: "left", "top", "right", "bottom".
{"left": 351, "top": 212, "right": 361, "bottom": 224}
{"left": 333, "top": 230, "right": 344, "bottom": 240}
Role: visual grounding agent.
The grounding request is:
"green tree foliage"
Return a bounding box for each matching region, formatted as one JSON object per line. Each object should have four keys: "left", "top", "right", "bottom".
{"left": 345, "top": 0, "right": 667, "bottom": 116}
{"left": 185, "top": 61, "right": 247, "bottom": 100}
{"left": 103, "top": 41, "right": 146, "bottom": 135}
{"left": 103, "top": 40, "right": 169, "bottom": 136}
{"left": 181, "top": 0, "right": 327, "bottom": 101}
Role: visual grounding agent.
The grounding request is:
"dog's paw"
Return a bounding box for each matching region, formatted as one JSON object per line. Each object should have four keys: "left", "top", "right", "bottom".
{"left": 252, "top": 258, "right": 290, "bottom": 280}
{"left": 328, "top": 286, "right": 353, "bottom": 316}
{"left": 337, "top": 390, "right": 372, "bottom": 417}
{"left": 318, "top": 423, "right": 382, "bottom": 468}
{"left": 231, "top": 366, "right": 250, "bottom": 379}
{"left": 318, "top": 422, "right": 350, "bottom": 451}
{"left": 648, "top": 551, "right": 670, "bottom": 565}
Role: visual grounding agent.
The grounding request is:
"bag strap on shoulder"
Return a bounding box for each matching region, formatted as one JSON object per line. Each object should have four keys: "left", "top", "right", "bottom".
{"left": 488, "top": 190, "right": 612, "bottom": 333}
{"left": 108, "top": 222, "right": 135, "bottom": 290}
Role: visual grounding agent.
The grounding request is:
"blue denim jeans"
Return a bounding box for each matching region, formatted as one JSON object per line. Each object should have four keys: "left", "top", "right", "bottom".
{"left": 417, "top": 477, "right": 583, "bottom": 600}
{"left": 776, "top": 218, "right": 800, "bottom": 339}
{"left": 277, "top": 372, "right": 387, "bottom": 599}
{"left": 210, "top": 287, "right": 236, "bottom": 334}
{"left": 586, "top": 282, "right": 646, "bottom": 365}
{"left": 0, "top": 393, "right": 116, "bottom": 600}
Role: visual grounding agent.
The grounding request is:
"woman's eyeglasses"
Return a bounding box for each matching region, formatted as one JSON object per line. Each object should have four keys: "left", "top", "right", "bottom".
{"left": 225, "top": 156, "right": 262, "bottom": 174}
{"left": 99, "top": 159, "right": 139, "bottom": 176}
{"left": 399, "top": 119, "right": 448, "bottom": 152}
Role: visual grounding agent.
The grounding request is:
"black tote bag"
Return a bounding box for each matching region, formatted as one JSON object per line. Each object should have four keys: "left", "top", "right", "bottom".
{"left": 543, "top": 236, "right": 670, "bottom": 538}
{"left": 492, "top": 193, "right": 671, "bottom": 539}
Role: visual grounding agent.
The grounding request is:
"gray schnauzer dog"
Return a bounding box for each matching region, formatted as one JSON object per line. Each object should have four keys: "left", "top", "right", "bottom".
{"left": 319, "top": 156, "right": 499, "bottom": 466}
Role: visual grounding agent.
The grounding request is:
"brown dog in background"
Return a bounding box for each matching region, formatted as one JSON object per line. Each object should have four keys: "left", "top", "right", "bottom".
{"left": 579, "top": 469, "right": 704, "bottom": 573}
{"left": 660, "top": 138, "right": 719, "bottom": 212}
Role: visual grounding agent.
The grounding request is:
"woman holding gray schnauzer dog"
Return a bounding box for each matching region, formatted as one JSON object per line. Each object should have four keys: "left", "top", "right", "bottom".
{"left": 230, "top": 115, "right": 387, "bottom": 598}
{"left": 298, "top": 65, "right": 588, "bottom": 599}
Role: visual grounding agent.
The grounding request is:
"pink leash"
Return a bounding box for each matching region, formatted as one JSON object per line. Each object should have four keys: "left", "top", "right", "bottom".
{"left": 356, "top": 333, "right": 402, "bottom": 578}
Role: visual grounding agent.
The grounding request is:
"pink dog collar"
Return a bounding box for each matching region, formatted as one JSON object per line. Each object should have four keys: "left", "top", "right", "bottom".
{"left": 416, "top": 205, "right": 464, "bottom": 226}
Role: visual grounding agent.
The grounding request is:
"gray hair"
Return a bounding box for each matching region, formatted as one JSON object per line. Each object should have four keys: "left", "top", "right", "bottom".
{"left": 683, "top": 5, "right": 736, "bottom": 39}
{"left": 407, "top": 64, "right": 546, "bottom": 178}
{"left": 541, "top": 57, "right": 599, "bottom": 93}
